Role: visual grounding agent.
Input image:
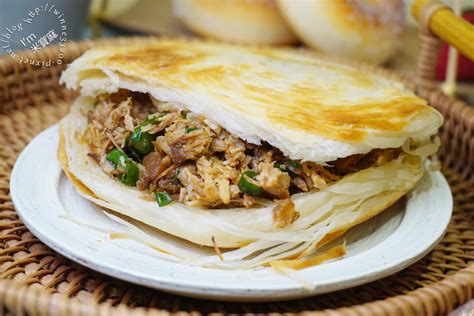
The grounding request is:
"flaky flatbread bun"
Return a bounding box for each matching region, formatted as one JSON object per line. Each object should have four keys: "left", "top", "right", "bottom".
{"left": 60, "top": 39, "right": 442, "bottom": 163}
{"left": 172, "top": 0, "right": 298, "bottom": 45}
{"left": 58, "top": 39, "right": 441, "bottom": 268}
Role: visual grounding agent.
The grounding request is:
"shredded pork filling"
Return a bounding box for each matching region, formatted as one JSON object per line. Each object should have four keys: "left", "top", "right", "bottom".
{"left": 82, "top": 90, "right": 401, "bottom": 216}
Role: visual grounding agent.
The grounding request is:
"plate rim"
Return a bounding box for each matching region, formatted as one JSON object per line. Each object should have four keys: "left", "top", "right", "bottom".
{"left": 10, "top": 125, "right": 453, "bottom": 301}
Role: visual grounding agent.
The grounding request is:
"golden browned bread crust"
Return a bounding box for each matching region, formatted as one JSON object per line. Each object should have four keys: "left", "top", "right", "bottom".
{"left": 277, "top": 0, "right": 404, "bottom": 63}
{"left": 60, "top": 39, "right": 442, "bottom": 162}
{"left": 172, "top": 0, "right": 298, "bottom": 45}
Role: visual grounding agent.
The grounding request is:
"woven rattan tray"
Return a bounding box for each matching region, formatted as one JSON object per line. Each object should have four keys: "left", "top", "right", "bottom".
{"left": 0, "top": 36, "right": 473, "bottom": 315}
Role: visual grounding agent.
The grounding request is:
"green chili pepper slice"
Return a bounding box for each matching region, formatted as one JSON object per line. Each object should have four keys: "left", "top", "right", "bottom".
{"left": 185, "top": 127, "right": 199, "bottom": 133}
{"left": 155, "top": 191, "right": 173, "bottom": 207}
{"left": 238, "top": 170, "right": 263, "bottom": 196}
{"left": 106, "top": 148, "right": 127, "bottom": 167}
{"left": 274, "top": 160, "right": 302, "bottom": 174}
{"left": 106, "top": 148, "right": 138, "bottom": 186}
{"left": 126, "top": 127, "right": 154, "bottom": 156}
{"left": 119, "top": 160, "right": 139, "bottom": 186}
{"left": 125, "top": 148, "right": 142, "bottom": 162}
{"left": 128, "top": 127, "right": 142, "bottom": 142}
{"left": 125, "top": 114, "right": 165, "bottom": 158}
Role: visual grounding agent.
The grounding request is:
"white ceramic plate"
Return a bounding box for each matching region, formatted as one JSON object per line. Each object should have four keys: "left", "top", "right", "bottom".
{"left": 11, "top": 126, "right": 453, "bottom": 302}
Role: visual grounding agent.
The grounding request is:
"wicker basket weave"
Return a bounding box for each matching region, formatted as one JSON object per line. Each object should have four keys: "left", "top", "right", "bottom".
{"left": 0, "top": 31, "right": 473, "bottom": 316}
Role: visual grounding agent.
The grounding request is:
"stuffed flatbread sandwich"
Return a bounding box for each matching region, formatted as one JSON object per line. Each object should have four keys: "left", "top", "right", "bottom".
{"left": 58, "top": 39, "right": 443, "bottom": 269}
